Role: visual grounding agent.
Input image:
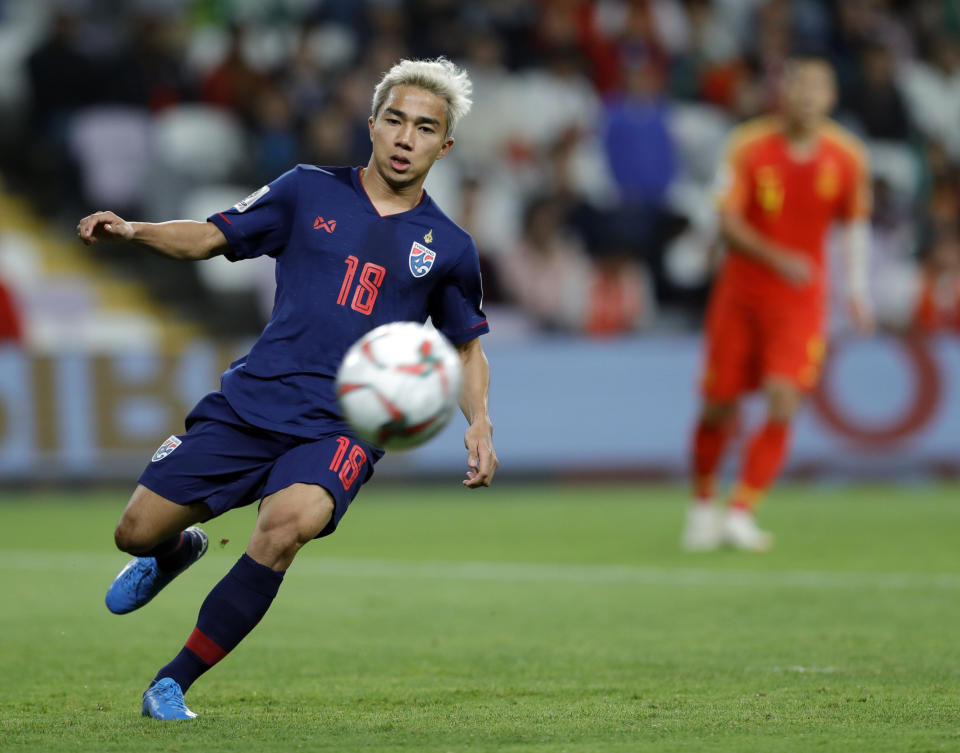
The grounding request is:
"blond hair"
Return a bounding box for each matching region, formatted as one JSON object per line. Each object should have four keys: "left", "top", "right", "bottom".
{"left": 371, "top": 57, "right": 473, "bottom": 138}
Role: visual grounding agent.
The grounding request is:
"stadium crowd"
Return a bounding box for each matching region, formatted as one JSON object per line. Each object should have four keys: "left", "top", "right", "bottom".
{"left": 2, "top": 0, "right": 960, "bottom": 338}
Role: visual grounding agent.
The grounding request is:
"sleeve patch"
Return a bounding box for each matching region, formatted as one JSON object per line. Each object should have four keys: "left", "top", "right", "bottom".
{"left": 233, "top": 185, "right": 270, "bottom": 213}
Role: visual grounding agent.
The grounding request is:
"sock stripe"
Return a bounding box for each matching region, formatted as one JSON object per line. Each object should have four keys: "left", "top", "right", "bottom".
{"left": 185, "top": 627, "right": 227, "bottom": 666}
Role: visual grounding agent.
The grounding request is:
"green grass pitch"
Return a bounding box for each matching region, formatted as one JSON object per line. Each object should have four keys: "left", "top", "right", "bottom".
{"left": 1, "top": 482, "right": 958, "bottom": 752}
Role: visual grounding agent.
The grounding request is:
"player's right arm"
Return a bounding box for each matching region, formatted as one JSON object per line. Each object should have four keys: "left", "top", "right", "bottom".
{"left": 76, "top": 211, "right": 227, "bottom": 260}
{"left": 715, "top": 128, "right": 811, "bottom": 286}
{"left": 719, "top": 211, "right": 811, "bottom": 286}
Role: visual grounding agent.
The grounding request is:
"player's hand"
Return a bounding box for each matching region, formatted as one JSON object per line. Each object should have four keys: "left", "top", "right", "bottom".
{"left": 848, "top": 295, "right": 875, "bottom": 335}
{"left": 775, "top": 253, "right": 813, "bottom": 286}
{"left": 463, "top": 418, "right": 497, "bottom": 488}
{"left": 76, "top": 211, "right": 135, "bottom": 246}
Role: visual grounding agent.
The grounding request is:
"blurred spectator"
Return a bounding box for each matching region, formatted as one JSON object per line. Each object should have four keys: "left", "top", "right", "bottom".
{"left": 668, "top": 0, "right": 743, "bottom": 107}
{"left": 24, "top": 9, "right": 91, "bottom": 214}
{"left": 586, "top": 250, "right": 653, "bottom": 336}
{"left": 120, "top": 11, "right": 192, "bottom": 112}
{"left": 252, "top": 87, "right": 299, "bottom": 184}
{"left": 913, "top": 224, "right": 960, "bottom": 334}
{"left": 602, "top": 56, "right": 676, "bottom": 207}
{"left": 898, "top": 34, "right": 960, "bottom": 159}
{"left": 846, "top": 42, "right": 910, "bottom": 141}
{"left": 500, "top": 195, "right": 595, "bottom": 331}
{"left": 200, "top": 24, "right": 267, "bottom": 122}
{"left": 301, "top": 100, "right": 357, "bottom": 167}
{"left": 501, "top": 195, "right": 651, "bottom": 335}
{"left": 26, "top": 10, "right": 92, "bottom": 133}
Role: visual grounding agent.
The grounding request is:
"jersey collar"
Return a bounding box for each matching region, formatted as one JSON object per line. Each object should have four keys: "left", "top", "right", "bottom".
{"left": 353, "top": 167, "right": 430, "bottom": 218}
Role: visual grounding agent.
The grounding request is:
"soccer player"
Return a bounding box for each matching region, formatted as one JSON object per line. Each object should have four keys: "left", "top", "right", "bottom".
{"left": 76, "top": 58, "right": 497, "bottom": 719}
{"left": 683, "top": 56, "right": 873, "bottom": 552}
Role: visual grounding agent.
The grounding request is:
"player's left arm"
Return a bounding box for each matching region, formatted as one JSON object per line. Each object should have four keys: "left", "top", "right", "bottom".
{"left": 456, "top": 337, "right": 497, "bottom": 488}
{"left": 841, "top": 220, "right": 874, "bottom": 334}
{"left": 840, "top": 143, "right": 875, "bottom": 334}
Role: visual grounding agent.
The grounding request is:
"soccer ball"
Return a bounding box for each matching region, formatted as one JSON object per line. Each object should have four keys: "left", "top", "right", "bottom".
{"left": 336, "top": 322, "right": 462, "bottom": 450}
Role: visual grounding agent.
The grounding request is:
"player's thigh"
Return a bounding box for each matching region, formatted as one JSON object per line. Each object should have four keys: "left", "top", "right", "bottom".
{"left": 261, "top": 432, "right": 382, "bottom": 543}
{"left": 761, "top": 377, "right": 803, "bottom": 421}
{"left": 114, "top": 484, "right": 212, "bottom": 554}
{"left": 135, "top": 392, "right": 297, "bottom": 533}
{"left": 701, "top": 296, "right": 760, "bottom": 401}
{"left": 247, "top": 483, "right": 337, "bottom": 570}
{"left": 760, "top": 312, "right": 826, "bottom": 399}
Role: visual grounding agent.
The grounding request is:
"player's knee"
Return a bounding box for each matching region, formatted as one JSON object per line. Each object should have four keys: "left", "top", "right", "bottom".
{"left": 252, "top": 488, "right": 335, "bottom": 568}
{"left": 766, "top": 383, "right": 801, "bottom": 421}
{"left": 113, "top": 518, "right": 153, "bottom": 554}
{"left": 702, "top": 400, "right": 736, "bottom": 425}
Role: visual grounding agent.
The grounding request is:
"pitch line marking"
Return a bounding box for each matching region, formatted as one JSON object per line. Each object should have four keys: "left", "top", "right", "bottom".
{"left": 1, "top": 551, "right": 959, "bottom": 590}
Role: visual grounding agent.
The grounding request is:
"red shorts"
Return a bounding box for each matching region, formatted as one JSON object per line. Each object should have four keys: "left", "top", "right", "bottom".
{"left": 701, "top": 292, "right": 826, "bottom": 401}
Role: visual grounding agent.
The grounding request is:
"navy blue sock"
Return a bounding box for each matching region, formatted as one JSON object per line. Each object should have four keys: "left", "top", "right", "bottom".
{"left": 153, "top": 554, "right": 284, "bottom": 693}
{"left": 145, "top": 529, "right": 202, "bottom": 574}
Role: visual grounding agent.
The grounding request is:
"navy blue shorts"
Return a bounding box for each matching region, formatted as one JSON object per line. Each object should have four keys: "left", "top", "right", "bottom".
{"left": 138, "top": 392, "right": 383, "bottom": 538}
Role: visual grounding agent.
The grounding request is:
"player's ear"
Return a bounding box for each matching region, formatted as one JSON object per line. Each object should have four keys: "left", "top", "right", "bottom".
{"left": 436, "top": 137, "right": 454, "bottom": 160}
{"left": 368, "top": 116, "right": 375, "bottom": 142}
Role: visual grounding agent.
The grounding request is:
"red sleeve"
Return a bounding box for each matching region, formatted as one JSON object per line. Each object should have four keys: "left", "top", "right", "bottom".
{"left": 716, "top": 135, "right": 752, "bottom": 216}
{"left": 840, "top": 142, "right": 872, "bottom": 221}
{"left": 0, "top": 282, "right": 23, "bottom": 342}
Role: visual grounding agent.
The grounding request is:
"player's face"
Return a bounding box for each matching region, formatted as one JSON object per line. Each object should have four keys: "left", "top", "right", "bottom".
{"left": 781, "top": 61, "right": 836, "bottom": 129}
{"left": 368, "top": 86, "right": 454, "bottom": 190}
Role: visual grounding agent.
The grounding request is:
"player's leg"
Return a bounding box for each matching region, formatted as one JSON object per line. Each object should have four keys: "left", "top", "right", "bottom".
{"left": 143, "top": 483, "right": 334, "bottom": 719}
{"left": 105, "top": 485, "right": 212, "bottom": 615}
{"left": 692, "top": 399, "right": 738, "bottom": 502}
{"left": 684, "top": 399, "right": 737, "bottom": 551}
{"left": 106, "top": 392, "right": 288, "bottom": 619}
{"left": 724, "top": 319, "right": 823, "bottom": 551}
{"left": 684, "top": 294, "right": 753, "bottom": 551}
{"left": 723, "top": 378, "right": 800, "bottom": 551}
{"left": 142, "top": 432, "right": 380, "bottom": 720}
{"left": 114, "top": 484, "right": 211, "bottom": 554}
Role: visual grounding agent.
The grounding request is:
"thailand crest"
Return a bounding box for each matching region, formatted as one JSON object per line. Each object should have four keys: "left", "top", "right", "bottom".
{"left": 409, "top": 241, "right": 436, "bottom": 278}
{"left": 151, "top": 435, "right": 182, "bottom": 463}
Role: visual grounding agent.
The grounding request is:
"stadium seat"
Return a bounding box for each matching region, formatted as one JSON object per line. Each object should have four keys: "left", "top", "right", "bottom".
{"left": 68, "top": 106, "right": 153, "bottom": 208}
{"left": 667, "top": 102, "right": 732, "bottom": 183}
{"left": 181, "top": 185, "right": 277, "bottom": 322}
{"left": 153, "top": 105, "right": 246, "bottom": 181}
{"left": 867, "top": 140, "right": 919, "bottom": 200}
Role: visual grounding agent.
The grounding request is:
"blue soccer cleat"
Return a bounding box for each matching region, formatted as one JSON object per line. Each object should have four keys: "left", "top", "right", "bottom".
{"left": 142, "top": 678, "right": 197, "bottom": 720}
{"left": 105, "top": 527, "right": 208, "bottom": 615}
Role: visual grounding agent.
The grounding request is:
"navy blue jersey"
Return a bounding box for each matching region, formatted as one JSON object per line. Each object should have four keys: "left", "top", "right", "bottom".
{"left": 207, "top": 165, "right": 489, "bottom": 438}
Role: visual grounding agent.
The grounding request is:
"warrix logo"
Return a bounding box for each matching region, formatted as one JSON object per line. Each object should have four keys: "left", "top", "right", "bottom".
{"left": 314, "top": 216, "right": 337, "bottom": 233}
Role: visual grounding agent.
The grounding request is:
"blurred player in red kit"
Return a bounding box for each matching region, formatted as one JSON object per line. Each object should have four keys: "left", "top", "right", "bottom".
{"left": 683, "top": 56, "right": 873, "bottom": 551}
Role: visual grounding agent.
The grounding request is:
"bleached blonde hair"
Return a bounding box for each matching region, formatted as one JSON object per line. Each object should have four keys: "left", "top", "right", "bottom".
{"left": 371, "top": 57, "right": 473, "bottom": 138}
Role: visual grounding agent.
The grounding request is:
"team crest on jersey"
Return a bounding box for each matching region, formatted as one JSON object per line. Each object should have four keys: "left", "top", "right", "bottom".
{"left": 151, "top": 435, "right": 182, "bottom": 463}
{"left": 233, "top": 185, "right": 270, "bottom": 213}
{"left": 409, "top": 241, "right": 436, "bottom": 278}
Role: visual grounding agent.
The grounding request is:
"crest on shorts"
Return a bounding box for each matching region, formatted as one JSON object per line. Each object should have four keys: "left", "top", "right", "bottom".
{"left": 151, "top": 435, "right": 182, "bottom": 463}
{"left": 409, "top": 241, "right": 436, "bottom": 278}
{"left": 233, "top": 185, "right": 270, "bottom": 213}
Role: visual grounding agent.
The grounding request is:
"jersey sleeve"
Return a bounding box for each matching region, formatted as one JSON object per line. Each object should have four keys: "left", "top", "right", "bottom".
{"left": 839, "top": 143, "right": 872, "bottom": 221}
{"left": 207, "top": 168, "right": 300, "bottom": 261}
{"left": 429, "top": 240, "right": 490, "bottom": 344}
{"left": 715, "top": 133, "right": 752, "bottom": 215}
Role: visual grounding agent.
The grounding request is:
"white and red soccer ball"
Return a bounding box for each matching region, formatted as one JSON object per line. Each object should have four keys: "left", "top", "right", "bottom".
{"left": 336, "top": 322, "right": 462, "bottom": 450}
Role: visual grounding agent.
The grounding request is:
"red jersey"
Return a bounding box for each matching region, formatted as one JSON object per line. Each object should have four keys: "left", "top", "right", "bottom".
{"left": 714, "top": 116, "right": 870, "bottom": 311}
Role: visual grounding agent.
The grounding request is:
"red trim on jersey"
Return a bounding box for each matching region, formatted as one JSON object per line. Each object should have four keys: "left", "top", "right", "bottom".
{"left": 217, "top": 212, "right": 233, "bottom": 225}
{"left": 357, "top": 167, "right": 425, "bottom": 217}
{"left": 471, "top": 319, "right": 488, "bottom": 329}
{"left": 185, "top": 627, "right": 227, "bottom": 666}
